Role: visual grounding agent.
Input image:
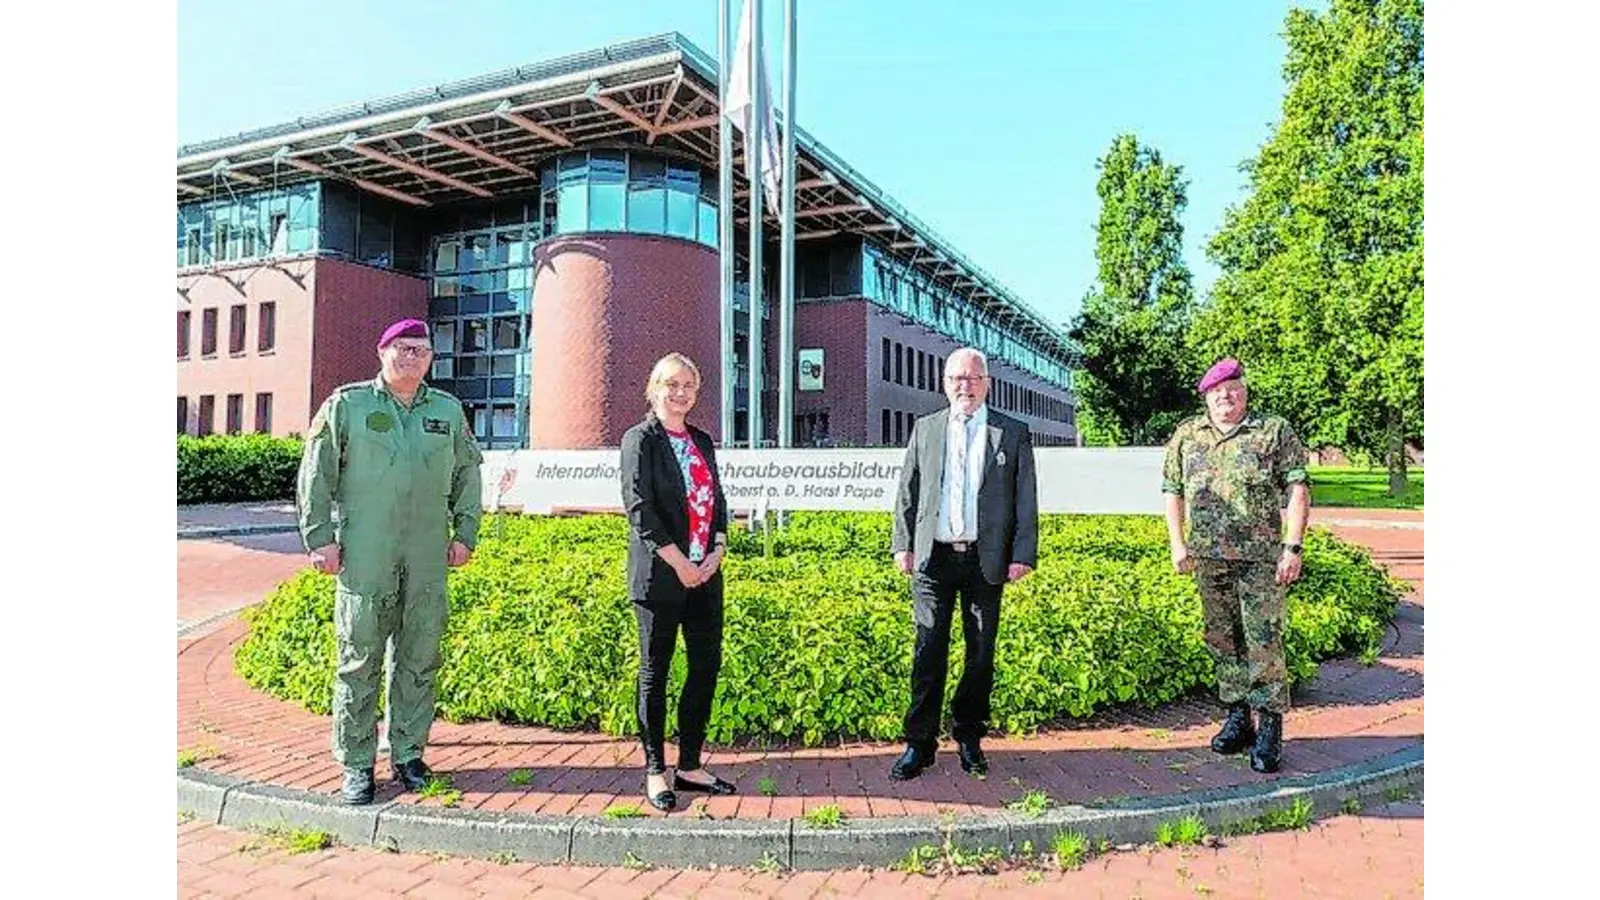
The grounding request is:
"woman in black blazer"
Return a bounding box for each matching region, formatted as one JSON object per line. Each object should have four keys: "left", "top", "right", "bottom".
{"left": 618, "top": 353, "right": 737, "bottom": 811}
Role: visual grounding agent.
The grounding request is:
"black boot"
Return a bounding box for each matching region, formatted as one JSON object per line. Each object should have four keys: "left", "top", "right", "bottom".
{"left": 340, "top": 767, "right": 375, "bottom": 805}
{"left": 1210, "top": 702, "right": 1255, "bottom": 755}
{"left": 1250, "top": 710, "right": 1283, "bottom": 773}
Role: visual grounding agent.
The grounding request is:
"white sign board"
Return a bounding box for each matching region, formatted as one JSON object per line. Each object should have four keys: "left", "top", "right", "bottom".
{"left": 481, "top": 446, "right": 1166, "bottom": 515}
{"left": 798, "top": 348, "right": 824, "bottom": 391}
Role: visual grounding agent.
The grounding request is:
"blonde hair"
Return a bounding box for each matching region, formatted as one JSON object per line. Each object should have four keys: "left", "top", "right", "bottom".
{"left": 645, "top": 352, "right": 702, "bottom": 404}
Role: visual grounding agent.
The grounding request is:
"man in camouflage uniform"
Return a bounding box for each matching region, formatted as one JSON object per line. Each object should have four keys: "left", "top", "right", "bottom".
{"left": 1162, "top": 357, "right": 1309, "bottom": 773}
{"left": 297, "top": 318, "right": 483, "bottom": 805}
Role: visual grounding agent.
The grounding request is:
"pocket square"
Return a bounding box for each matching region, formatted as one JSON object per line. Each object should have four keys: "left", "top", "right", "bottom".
{"left": 996, "top": 450, "right": 1007, "bottom": 467}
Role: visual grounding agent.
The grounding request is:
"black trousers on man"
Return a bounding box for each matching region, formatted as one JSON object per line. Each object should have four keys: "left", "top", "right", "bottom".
{"left": 633, "top": 575, "right": 724, "bottom": 775}
{"left": 904, "top": 543, "right": 1004, "bottom": 748}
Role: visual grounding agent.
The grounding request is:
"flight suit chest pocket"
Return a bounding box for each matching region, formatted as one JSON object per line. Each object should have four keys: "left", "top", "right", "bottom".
{"left": 419, "top": 417, "right": 456, "bottom": 479}
{"left": 350, "top": 410, "right": 400, "bottom": 469}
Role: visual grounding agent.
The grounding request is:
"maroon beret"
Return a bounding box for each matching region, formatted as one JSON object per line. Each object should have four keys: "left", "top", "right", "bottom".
{"left": 378, "top": 318, "right": 429, "bottom": 349}
{"left": 1197, "top": 357, "right": 1245, "bottom": 393}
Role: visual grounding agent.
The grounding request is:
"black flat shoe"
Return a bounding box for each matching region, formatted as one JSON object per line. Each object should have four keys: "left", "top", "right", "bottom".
{"left": 674, "top": 773, "right": 737, "bottom": 795}
{"left": 956, "top": 739, "right": 988, "bottom": 777}
{"left": 647, "top": 788, "right": 677, "bottom": 812}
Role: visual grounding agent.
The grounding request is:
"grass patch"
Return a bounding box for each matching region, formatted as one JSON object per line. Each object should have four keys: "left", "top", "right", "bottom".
{"left": 758, "top": 775, "right": 778, "bottom": 796}
{"left": 753, "top": 850, "right": 785, "bottom": 875}
{"left": 1224, "top": 797, "right": 1315, "bottom": 835}
{"left": 1008, "top": 789, "right": 1053, "bottom": 817}
{"left": 177, "top": 745, "right": 221, "bottom": 768}
{"left": 489, "top": 850, "right": 517, "bottom": 865}
{"left": 1053, "top": 830, "right": 1090, "bottom": 870}
{"left": 506, "top": 769, "right": 533, "bottom": 786}
{"left": 1308, "top": 465, "right": 1423, "bottom": 510}
{"left": 177, "top": 810, "right": 196, "bottom": 825}
{"left": 1342, "top": 796, "right": 1364, "bottom": 815}
{"left": 237, "top": 825, "right": 334, "bottom": 855}
{"left": 603, "top": 803, "right": 644, "bottom": 819}
{"left": 1155, "top": 813, "right": 1209, "bottom": 847}
{"left": 894, "top": 840, "right": 1005, "bottom": 876}
{"left": 801, "top": 804, "right": 845, "bottom": 828}
{"left": 417, "top": 775, "right": 462, "bottom": 808}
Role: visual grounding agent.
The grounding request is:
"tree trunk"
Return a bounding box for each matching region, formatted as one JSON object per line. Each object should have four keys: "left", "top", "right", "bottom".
{"left": 1385, "top": 409, "right": 1408, "bottom": 496}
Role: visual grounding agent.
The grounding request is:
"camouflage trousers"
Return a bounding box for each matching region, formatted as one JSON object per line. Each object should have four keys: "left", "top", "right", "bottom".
{"left": 1194, "top": 559, "right": 1289, "bottom": 714}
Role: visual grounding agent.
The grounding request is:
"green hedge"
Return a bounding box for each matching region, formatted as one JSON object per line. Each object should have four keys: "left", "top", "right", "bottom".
{"left": 235, "top": 512, "right": 1407, "bottom": 746}
{"left": 178, "top": 434, "right": 302, "bottom": 504}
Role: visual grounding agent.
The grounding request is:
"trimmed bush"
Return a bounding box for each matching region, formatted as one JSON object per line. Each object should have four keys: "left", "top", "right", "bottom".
{"left": 235, "top": 512, "right": 1407, "bottom": 746}
{"left": 178, "top": 434, "right": 302, "bottom": 504}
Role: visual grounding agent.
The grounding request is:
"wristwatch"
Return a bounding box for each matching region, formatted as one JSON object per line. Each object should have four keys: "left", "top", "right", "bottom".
{"left": 1282, "top": 542, "right": 1302, "bottom": 555}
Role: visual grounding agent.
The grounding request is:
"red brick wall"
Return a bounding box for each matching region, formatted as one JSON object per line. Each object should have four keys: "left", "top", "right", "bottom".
{"left": 787, "top": 299, "right": 870, "bottom": 446}
{"left": 528, "top": 235, "right": 722, "bottom": 447}
{"left": 308, "top": 259, "right": 429, "bottom": 420}
{"left": 176, "top": 257, "right": 317, "bottom": 438}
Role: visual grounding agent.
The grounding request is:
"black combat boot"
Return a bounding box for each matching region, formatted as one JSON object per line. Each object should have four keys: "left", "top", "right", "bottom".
{"left": 1250, "top": 710, "right": 1283, "bottom": 773}
{"left": 1209, "top": 702, "right": 1255, "bottom": 755}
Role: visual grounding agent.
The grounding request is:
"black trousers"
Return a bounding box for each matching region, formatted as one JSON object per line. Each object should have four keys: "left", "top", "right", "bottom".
{"left": 633, "top": 574, "right": 724, "bottom": 775}
{"left": 903, "top": 543, "right": 1004, "bottom": 748}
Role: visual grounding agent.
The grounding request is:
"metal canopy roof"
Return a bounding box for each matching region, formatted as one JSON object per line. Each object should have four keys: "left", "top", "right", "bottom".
{"left": 177, "top": 33, "right": 1079, "bottom": 365}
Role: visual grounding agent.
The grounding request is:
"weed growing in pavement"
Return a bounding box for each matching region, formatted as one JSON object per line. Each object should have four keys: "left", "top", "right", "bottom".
{"left": 801, "top": 804, "right": 844, "bottom": 828}
{"left": 237, "top": 825, "right": 334, "bottom": 855}
{"left": 1155, "top": 813, "right": 1209, "bottom": 847}
{"left": 1053, "top": 830, "right": 1090, "bottom": 870}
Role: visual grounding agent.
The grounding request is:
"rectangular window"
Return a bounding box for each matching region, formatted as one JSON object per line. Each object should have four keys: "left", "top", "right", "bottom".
{"left": 226, "top": 394, "right": 244, "bottom": 434}
{"left": 229, "top": 304, "right": 246, "bottom": 355}
{"left": 241, "top": 226, "right": 256, "bottom": 259}
{"left": 269, "top": 214, "right": 288, "bottom": 254}
{"left": 186, "top": 229, "right": 202, "bottom": 265}
{"left": 916, "top": 351, "right": 926, "bottom": 390}
{"left": 881, "top": 338, "right": 891, "bottom": 381}
{"left": 177, "top": 311, "right": 191, "bottom": 358}
{"left": 216, "top": 223, "right": 231, "bottom": 261}
{"left": 177, "top": 397, "right": 188, "bottom": 435}
{"left": 198, "top": 395, "right": 215, "bottom": 435}
{"left": 894, "top": 342, "right": 903, "bottom": 384}
{"left": 257, "top": 302, "right": 276, "bottom": 352}
{"left": 881, "top": 408, "right": 891, "bottom": 444}
{"left": 201, "top": 308, "right": 218, "bottom": 356}
{"left": 255, "top": 393, "right": 273, "bottom": 433}
{"left": 894, "top": 411, "right": 904, "bottom": 445}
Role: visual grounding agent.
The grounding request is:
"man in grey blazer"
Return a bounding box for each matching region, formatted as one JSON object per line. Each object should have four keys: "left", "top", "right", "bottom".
{"left": 889, "top": 347, "right": 1039, "bottom": 780}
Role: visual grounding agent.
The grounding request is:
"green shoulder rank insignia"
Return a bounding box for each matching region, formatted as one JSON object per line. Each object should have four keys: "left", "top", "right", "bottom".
{"left": 422, "top": 418, "right": 451, "bottom": 435}
{"left": 365, "top": 411, "right": 394, "bottom": 432}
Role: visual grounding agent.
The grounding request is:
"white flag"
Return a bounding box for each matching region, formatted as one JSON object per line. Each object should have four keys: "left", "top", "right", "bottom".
{"left": 724, "top": 0, "right": 783, "bottom": 214}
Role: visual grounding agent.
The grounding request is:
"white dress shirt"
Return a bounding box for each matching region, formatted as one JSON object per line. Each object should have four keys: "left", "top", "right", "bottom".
{"left": 936, "top": 404, "right": 987, "bottom": 542}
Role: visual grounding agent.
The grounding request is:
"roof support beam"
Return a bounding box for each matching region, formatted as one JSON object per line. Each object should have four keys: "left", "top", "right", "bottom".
{"left": 646, "top": 67, "right": 685, "bottom": 145}
{"left": 655, "top": 114, "right": 720, "bottom": 135}
{"left": 212, "top": 160, "right": 264, "bottom": 185}
{"left": 586, "top": 87, "right": 657, "bottom": 135}
{"left": 795, "top": 229, "right": 841, "bottom": 241}
{"left": 340, "top": 135, "right": 493, "bottom": 197}
{"left": 177, "top": 181, "right": 207, "bottom": 196}
{"left": 795, "top": 202, "right": 870, "bottom": 219}
{"left": 416, "top": 120, "right": 536, "bottom": 178}
{"left": 857, "top": 222, "right": 900, "bottom": 233}
{"left": 494, "top": 101, "right": 574, "bottom": 147}
{"left": 277, "top": 151, "right": 431, "bottom": 207}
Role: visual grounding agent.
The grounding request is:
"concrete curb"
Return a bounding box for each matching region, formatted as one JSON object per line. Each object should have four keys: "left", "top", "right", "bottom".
{"left": 177, "top": 523, "right": 301, "bottom": 541}
{"left": 176, "top": 744, "right": 1421, "bottom": 870}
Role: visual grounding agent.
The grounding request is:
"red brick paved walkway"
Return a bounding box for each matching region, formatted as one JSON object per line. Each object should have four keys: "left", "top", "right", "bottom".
{"left": 178, "top": 794, "right": 1422, "bottom": 898}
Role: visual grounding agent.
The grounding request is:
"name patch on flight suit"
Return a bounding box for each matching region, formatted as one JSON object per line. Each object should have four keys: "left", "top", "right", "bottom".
{"left": 423, "top": 418, "right": 451, "bottom": 435}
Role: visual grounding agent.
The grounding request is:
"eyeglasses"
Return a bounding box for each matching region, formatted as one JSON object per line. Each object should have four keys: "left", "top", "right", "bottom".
{"left": 662, "top": 380, "right": 699, "bottom": 393}
{"left": 944, "top": 374, "right": 988, "bottom": 384}
{"left": 389, "top": 345, "right": 433, "bottom": 359}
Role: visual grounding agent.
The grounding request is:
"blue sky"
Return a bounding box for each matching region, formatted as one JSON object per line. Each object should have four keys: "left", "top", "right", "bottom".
{"left": 178, "top": 0, "right": 1315, "bottom": 327}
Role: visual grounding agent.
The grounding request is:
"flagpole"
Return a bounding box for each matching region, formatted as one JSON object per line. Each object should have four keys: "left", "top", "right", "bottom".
{"left": 777, "top": 0, "right": 797, "bottom": 449}
{"left": 747, "top": 0, "right": 765, "bottom": 450}
{"left": 718, "top": 0, "right": 736, "bottom": 446}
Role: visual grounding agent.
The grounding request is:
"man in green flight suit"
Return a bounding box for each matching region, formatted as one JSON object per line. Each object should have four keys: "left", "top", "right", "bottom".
{"left": 1162, "top": 357, "right": 1310, "bottom": 774}
{"left": 297, "top": 318, "right": 483, "bottom": 805}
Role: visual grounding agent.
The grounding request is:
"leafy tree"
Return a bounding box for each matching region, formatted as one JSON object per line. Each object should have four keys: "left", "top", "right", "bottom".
{"left": 1069, "top": 134, "right": 1199, "bottom": 446}
{"left": 1194, "top": 0, "right": 1423, "bottom": 493}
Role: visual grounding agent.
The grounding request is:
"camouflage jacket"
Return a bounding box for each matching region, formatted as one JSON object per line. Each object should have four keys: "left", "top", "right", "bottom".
{"left": 1161, "top": 412, "right": 1309, "bottom": 562}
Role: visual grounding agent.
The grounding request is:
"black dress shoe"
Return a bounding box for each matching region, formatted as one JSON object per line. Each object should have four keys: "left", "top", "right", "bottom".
{"left": 674, "top": 772, "right": 737, "bottom": 795}
{"left": 341, "top": 767, "right": 375, "bottom": 805}
{"left": 392, "top": 757, "right": 434, "bottom": 792}
{"left": 1210, "top": 702, "right": 1256, "bottom": 755}
{"left": 956, "top": 739, "right": 988, "bottom": 777}
{"left": 890, "top": 744, "right": 935, "bottom": 781}
{"left": 1250, "top": 710, "right": 1283, "bottom": 773}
